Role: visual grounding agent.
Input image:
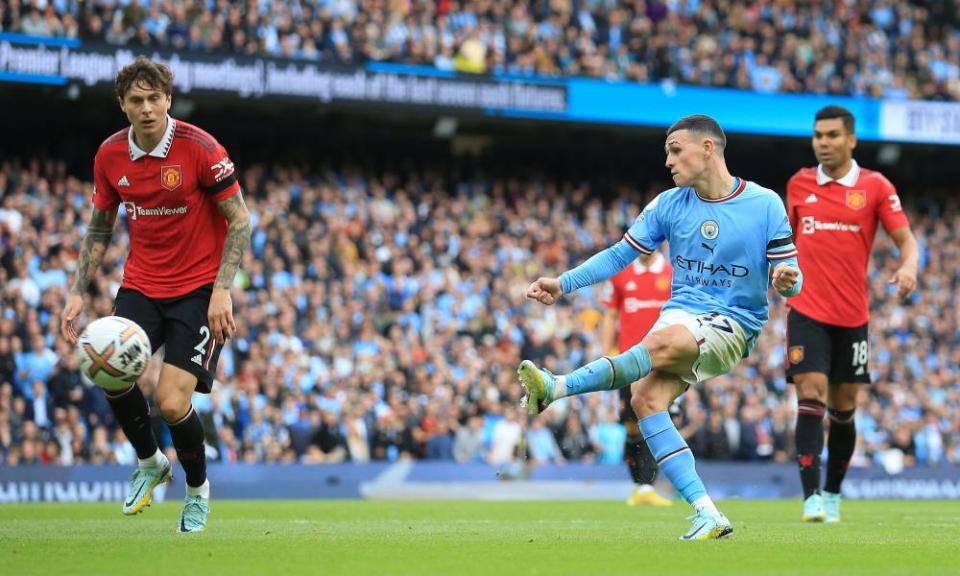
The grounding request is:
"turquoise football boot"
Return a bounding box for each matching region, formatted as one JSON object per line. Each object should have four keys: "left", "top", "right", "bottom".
{"left": 178, "top": 494, "right": 210, "bottom": 533}
{"left": 122, "top": 455, "right": 173, "bottom": 515}
{"left": 802, "top": 493, "right": 826, "bottom": 522}
{"left": 823, "top": 491, "right": 841, "bottom": 523}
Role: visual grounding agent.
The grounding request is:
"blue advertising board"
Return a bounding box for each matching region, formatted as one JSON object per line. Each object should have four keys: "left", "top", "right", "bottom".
{"left": 2, "top": 463, "right": 957, "bottom": 503}
{"left": 3, "top": 34, "right": 959, "bottom": 144}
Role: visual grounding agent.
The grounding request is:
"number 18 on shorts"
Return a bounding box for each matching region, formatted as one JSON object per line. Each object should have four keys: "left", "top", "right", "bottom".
{"left": 786, "top": 308, "right": 871, "bottom": 384}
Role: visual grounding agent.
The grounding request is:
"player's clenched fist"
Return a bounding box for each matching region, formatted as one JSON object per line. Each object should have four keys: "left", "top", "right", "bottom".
{"left": 526, "top": 277, "right": 563, "bottom": 305}
{"left": 772, "top": 263, "right": 800, "bottom": 295}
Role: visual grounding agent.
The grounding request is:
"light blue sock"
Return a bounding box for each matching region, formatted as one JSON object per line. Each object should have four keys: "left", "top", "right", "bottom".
{"left": 562, "top": 344, "right": 652, "bottom": 397}
{"left": 640, "top": 411, "right": 707, "bottom": 505}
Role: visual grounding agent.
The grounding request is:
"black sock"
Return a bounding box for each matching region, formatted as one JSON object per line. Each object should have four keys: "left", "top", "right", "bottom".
{"left": 105, "top": 385, "right": 158, "bottom": 460}
{"left": 824, "top": 408, "right": 856, "bottom": 494}
{"left": 168, "top": 406, "right": 207, "bottom": 488}
{"left": 637, "top": 437, "right": 658, "bottom": 485}
{"left": 625, "top": 436, "right": 658, "bottom": 485}
{"left": 796, "top": 399, "right": 826, "bottom": 499}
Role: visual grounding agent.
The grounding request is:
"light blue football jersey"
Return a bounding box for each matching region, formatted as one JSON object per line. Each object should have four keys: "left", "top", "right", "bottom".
{"left": 624, "top": 178, "right": 797, "bottom": 348}
{"left": 559, "top": 178, "right": 800, "bottom": 355}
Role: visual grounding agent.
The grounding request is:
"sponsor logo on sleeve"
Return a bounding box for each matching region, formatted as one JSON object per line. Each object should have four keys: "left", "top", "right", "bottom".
{"left": 210, "top": 157, "right": 235, "bottom": 183}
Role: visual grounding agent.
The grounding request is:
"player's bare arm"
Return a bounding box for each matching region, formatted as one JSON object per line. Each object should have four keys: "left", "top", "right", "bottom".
{"left": 208, "top": 192, "right": 252, "bottom": 344}
{"left": 888, "top": 226, "right": 919, "bottom": 299}
{"left": 61, "top": 206, "right": 118, "bottom": 343}
{"left": 71, "top": 206, "right": 117, "bottom": 294}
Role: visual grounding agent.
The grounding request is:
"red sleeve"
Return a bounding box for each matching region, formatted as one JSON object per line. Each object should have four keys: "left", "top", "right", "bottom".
{"left": 873, "top": 174, "right": 909, "bottom": 233}
{"left": 198, "top": 140, "right": 240, "bottom": 202}
{"left": 92, "top": 150, "right": 120, "bottom": 212}
{"left": 600, "top": 276, "right": 622, "bottom": 310}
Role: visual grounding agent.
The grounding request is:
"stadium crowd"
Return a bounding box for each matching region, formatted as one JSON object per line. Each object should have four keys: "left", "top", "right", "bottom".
{"left": 1, "top": 0, "right": 959, "bottom": 100}
{"left": 1, "top": 156, "right": 958, "bottom": 471}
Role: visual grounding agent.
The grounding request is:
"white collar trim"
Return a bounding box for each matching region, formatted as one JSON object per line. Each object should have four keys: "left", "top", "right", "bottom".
{"left": 128, "top": 116, "right": 176, "bottom": 161}
{"left": 816, "top": 159, "right": 860, "bottom": 187}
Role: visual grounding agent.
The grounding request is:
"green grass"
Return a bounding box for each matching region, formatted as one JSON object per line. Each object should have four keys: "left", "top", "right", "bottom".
{"left": 1, "top": 500, "right": 958, "bottom": 575}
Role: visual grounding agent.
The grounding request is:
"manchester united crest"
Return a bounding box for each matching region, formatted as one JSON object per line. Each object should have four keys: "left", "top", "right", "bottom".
{"left": 160, "top": 165, "right": 182, "bottom": 191}
{"left": 846, "top": 189, "right": 866, "bottom": 210}
{"left": 789, "top": 346, "right": 804, "bottom": 364}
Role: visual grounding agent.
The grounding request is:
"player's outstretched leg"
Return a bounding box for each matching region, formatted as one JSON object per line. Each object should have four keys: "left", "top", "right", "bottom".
{"left": 106, "top": 384, "right": 173, "bottom": 515}
{"left": 518, "top": 344, "right": 653, "bottom": 414}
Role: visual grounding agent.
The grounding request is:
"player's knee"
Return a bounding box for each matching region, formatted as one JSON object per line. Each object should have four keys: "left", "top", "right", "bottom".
{"left": 642, "top": 331, "right": 679, "bottom": 367}
{"left": 630, "top": 384, "right": 669, "bottom": 419}
{"left": 829, "top": 386, "right": 859, "bottom": 412}
{"left": 832, "top": 397, "right": 857, "bottom": 413}
{"left": 157, "top": 393, "right": 191, "bottom": 423}
{"left": 794, "top": 374, "right": 827, "bottom": 401}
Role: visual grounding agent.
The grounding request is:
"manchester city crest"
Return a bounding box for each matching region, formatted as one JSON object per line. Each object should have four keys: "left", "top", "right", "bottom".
{"left": 700, "top": 220, "right": 719, "bottom": 240}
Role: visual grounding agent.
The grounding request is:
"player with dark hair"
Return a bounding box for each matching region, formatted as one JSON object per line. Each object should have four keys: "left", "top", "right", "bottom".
{"left": 520, "top": 114, "right": 802, "bottom": 540}
{"left": 786, "top": 105, "right": 918, "bottom": 523}
{"left": 61, "top": 56, "right": 251, "bottom": 532}
{"left": 600, "top": 250, "right": 673, "bottom": 506}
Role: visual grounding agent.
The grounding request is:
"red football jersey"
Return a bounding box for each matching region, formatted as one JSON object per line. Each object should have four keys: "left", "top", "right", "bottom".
{"left": 92, "top": 117, "right": 240, "bottom": 299}
{"left": 786, "top": 161, "right": 909, "bottom": 327}
{"left": 601, "top": 253, "right": 672, "bottom": 351}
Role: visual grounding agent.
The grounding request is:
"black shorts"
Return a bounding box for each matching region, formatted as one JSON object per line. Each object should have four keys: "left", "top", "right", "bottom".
{"left": 114, "top": 284, "right": 222, "bottom": 393}
{"left": 786, "top": 308, "right": 871, "bottom": 385}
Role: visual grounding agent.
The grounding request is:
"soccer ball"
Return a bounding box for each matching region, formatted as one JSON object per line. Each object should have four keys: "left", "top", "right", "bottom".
{"left": 76, "top": 316, "right": 152, "bottom": 391}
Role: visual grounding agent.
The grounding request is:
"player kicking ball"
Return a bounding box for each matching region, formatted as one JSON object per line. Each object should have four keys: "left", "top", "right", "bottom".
{"left": 519, "top": 115, "right": 802, "bottom": 541}
{"left": 61, "top": 57, "right": 251, "bottom": 532}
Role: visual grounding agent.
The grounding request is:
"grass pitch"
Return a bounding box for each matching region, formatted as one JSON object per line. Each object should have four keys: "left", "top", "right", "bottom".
{"left": 1, "top": 500, "right": 957, "bottom": 576}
